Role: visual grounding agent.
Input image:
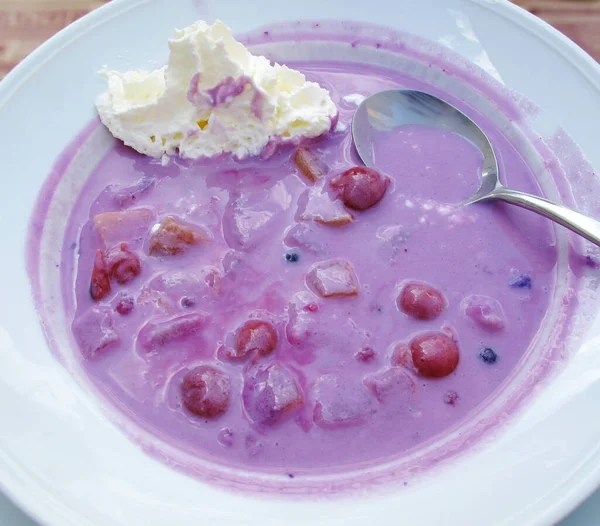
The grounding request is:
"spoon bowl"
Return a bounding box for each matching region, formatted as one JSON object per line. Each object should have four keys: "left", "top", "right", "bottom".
{"left": 352, "top": 89, "right": 600, "bottom": 247}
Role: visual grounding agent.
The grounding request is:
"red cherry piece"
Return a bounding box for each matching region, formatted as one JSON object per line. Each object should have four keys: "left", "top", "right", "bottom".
{"left": 105, "top": 242, "right": 141, "bottom": 285}
{"left": 94, "top": 207, "right": 155, "bottom": 248}
{"left": 443, "top": 390, "right": 460, "bottom": 406}
{"left": 398, "top": 282, "right": 446, "bottom": 320}
{"left": 355, "top": 347, "right": 376, "bottom": 362}
{"left": 149, "top": 217, "right": 212, "bottom": 256}
{"left": 229, "top": 320, "right": 278, "bottom": 361}
{"left": 293, "top": 146, "right": 329, "bottom": 183}
{"left": 330, "top": 166, "right": 390, "bottom": 211}
{"left": 182, "top": 365, "right": 231, "bottom": 418}
{"left": 115, "top": 295, "right": 134, "bottom": 315}
{"left": 242, "top": 362, "right": 303, "bottom": 425}
{"left": 306, "top": 259, "right": 359, "bottom": 298}
{"left": 410, "top": 332, "right": 460, "bottom": 378}
{"left": 138, "top": 312, "right": 206, "bottom": 350}
{"left": 90, "top": 249, "right": 111, "bottom": 301}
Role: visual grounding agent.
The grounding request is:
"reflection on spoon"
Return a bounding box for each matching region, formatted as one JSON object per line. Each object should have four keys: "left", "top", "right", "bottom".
{"left": 352, "top": 89, "right": 600, "bottom": 247}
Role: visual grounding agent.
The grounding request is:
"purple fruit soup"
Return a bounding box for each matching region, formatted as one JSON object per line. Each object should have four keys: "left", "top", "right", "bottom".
{"left": 27, "top": 25, "right": 600, "bottom": 488}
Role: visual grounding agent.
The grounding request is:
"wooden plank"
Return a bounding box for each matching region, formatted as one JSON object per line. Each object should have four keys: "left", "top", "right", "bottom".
{"left": 0, "top": 1, "right": 108, "bottom": 78}
{"left": 512, "top": 0, "right": 600, "bottom": 59}
{"left": 0, "top": 0, "right": 597, "bottom": 81}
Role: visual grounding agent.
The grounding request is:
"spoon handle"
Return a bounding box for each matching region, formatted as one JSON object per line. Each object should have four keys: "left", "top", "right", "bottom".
{"left": 490, "top": 187, "right": 600, "bottom": 247}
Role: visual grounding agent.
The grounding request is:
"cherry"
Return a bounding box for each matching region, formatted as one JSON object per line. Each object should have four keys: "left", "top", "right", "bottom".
{"left": 115, "top": 295, "right": 134, "bottom": 315}
{"left": 90, "top": 249, "right": 111, "bottom": 301}
{"left": 182, "top": 365, "right": 231, "bottom": 418}
{"left": 410, "top": 332, "right": 459, "bottom": 378}
{"left": 105, "top": 243, "right": 141, "bottom": 285}
{"left": 228, "top": 320, "right": 278, "bottom": 361}
{"left": 398, "top": 282, "right": 446, "bottom": 320}
{"left": 294, "top": 146, "right": 329, "bottom": 183}
{"left": 330, "top": 166, "right": 390, "bottom": 211}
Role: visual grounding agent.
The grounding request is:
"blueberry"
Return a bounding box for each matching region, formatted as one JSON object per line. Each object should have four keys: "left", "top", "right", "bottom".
{"left": 509, "top": 274, "right": 532, "bottom": 289}
{"left": 585, "top": 255, "right": 600, "bottom": 269}
{"left": 181, "top": 296, "right": 196, "bottom": 308}
{"left": 479, "top": 347, "right": 498, "bottom": 364}
{"left": 285, "top": 251, "right": 299, "bottom": 263}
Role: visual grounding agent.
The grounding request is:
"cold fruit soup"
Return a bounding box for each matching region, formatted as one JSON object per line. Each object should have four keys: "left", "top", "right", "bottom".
{"left": 29, "top": 20, "right": 590, "bottom": 483}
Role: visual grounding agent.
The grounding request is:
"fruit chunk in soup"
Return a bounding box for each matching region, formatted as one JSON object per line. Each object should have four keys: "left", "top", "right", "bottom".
{"left": 60, "top": 59, "right": 561, "bottom": 474}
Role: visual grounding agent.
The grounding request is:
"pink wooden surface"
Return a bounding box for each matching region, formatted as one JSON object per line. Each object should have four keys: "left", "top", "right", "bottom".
{"left": 0, "top": 0, "right": 598, "bottom": 79}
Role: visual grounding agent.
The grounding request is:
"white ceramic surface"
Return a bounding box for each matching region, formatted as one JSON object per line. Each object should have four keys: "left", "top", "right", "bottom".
{"left": 2, "top": 487, "right": 600, "bottom": 525}
{"left": 1, "top": 0, "right": 600, "bottom": 524}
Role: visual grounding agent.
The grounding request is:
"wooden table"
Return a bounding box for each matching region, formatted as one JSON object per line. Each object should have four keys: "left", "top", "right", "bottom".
{"left": 0, "top": 0, "right": 598, "bottom": 79}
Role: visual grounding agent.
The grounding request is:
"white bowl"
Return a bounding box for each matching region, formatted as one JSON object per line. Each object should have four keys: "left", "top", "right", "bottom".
{"left": 1, "top": 0, "right": 600, "bottom": 524}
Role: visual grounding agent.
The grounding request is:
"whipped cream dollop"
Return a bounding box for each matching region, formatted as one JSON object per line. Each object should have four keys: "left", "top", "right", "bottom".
{"left": 96, "top": 20, "right": 338, "bottom": 159}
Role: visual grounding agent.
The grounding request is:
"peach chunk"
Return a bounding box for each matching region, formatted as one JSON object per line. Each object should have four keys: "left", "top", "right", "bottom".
{"left": 313, "top": 374, "right": 376, "bottom": 429}
{"left": 364, "top": 367, "right": 415, "bottom": 403}
{"left": 461, "top": 294, "right": 505, "bottom": 331}
{"left": 72, "top": 306, "right": 120, "bottom": 359}
{"left": 300, "top": 190, "right": 354, "bottom": 227}
{"left": 293, "top": 146, "right": 329, "bottom": 183}
{"left": 306, "top": 259, "right": 359, "bottom": 298}
{"left": 149, "top": 217, "right": 212, "bottom": 256}
{"left": 94, "top": 208, "right": 155, "bottom": 248}
{"left": 242, "top": 362, "right": 304, "bottom": 425}
{"left": 138, "top": 312, "right": 206, "bottom": 351}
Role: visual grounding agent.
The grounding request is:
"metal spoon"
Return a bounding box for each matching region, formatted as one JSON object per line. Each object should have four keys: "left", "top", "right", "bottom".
{"left": 352, "top": 89, "right": 600, "bottom": 247}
